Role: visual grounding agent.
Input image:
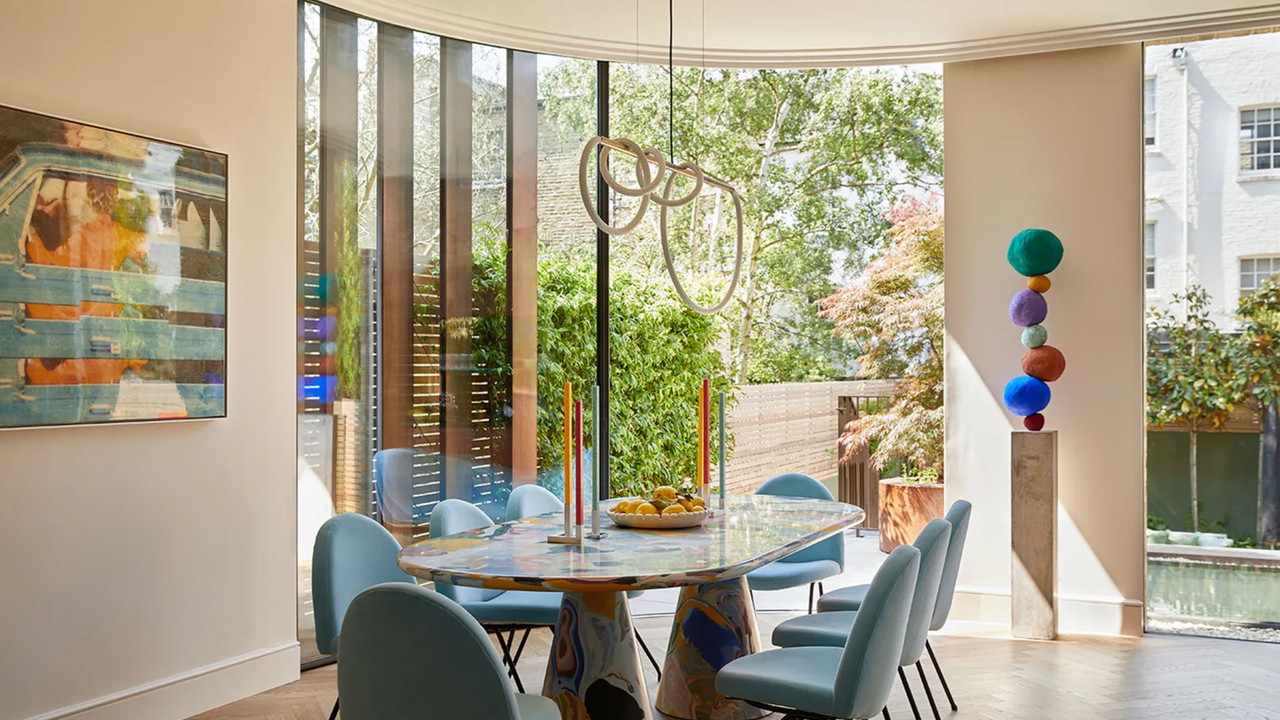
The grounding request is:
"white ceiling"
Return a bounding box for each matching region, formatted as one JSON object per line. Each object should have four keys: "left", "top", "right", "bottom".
{"left": 332, "top": 0, "right": 1280, "bottom": 66}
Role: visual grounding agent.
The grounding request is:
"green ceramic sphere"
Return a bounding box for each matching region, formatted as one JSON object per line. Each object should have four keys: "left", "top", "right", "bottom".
{"left": 1021, "top": 324, "right": 1048, "bottom": 349}
{"left": 1007, "top": 228, "right": 1064, "bottom": 277}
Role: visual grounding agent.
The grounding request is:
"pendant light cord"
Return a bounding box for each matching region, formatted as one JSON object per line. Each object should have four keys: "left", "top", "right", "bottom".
{"left": 669, "top": 0, "right": 674, "bottom": 161}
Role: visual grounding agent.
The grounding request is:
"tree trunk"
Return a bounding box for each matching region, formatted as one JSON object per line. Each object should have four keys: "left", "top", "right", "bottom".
{"left": 1260, "top": 402, "right": 1280, "bottom": 545}
{"left": 735, "top": 276, "right": 755, "bottom": 382}
{"left": 1189, "top": 428, "right": 1199, "bottom": 532}
{"left": 732, "top": 96, "right": 791, "bottom": 382}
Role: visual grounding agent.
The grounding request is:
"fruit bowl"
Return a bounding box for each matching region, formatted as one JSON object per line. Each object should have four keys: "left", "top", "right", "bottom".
{"left": 606, "top": 507, "right": 710, "bottom": 529}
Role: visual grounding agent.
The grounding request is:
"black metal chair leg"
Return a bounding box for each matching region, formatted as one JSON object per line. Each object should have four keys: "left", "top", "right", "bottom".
{"left": 808, "top": 582, "right": 816, "bottom": 614}
{"left": 636, "top": 630, "right": 663, "bottom": 679}
{"left": 926, "top": 639, "right": 958, "bottom": 711}
{"left": 511, "top": 628, "right": 531, "bottom": 667}
{"left": 899, "top": 666, "right": 922, "bottom": 720}
{"left": 494, "top": 630, "right": 526, "bottom": 694}
{"left": 882, "top": 707, "right": 892, "bottom": 720}
{"left": 328, "top": 697, "right": 339, "bottom": 720}
{"left": 916, "top": 661, "right": 942, "bottom": 720}
{"left": 818, "top": 581, "right": 825, "bottom": 597}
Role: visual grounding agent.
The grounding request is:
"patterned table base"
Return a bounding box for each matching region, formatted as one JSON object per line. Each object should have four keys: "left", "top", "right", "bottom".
{"left": 544, "top": 590, "right": 653, "bottom": 720}
{"left": 656, "top": 577, "right": 768, "bottom": 720}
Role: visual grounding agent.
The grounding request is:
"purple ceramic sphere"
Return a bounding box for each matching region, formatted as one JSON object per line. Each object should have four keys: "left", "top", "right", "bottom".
{"left": 1009, "top": 289, "right": 1048, "bottom": 327}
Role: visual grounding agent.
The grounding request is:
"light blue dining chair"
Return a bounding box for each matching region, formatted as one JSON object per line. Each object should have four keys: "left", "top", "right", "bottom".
{"left": 312, "top": 513, "right": 417, "bottom": 720}
{"left": 772, "top": 519, "right": 952, "bottom": 720}
{"left": 505, "top": 483, "right": 565, "bottom": 521}
{"left": 746, "top": 473, "right": 845, "bottom": 613}
{"left": 337, "top": 582, "right": 559, "bottom": 720}
{"left": 431, "top": 499, "right": 562, "bottom": 694}
{"left": 716, "top": 545, "right": 921, "bottom": 720}
{"left": 372, "top": 448, "right": 430, "bottom": 525}
{"left": 503, "top": 484, "right": 665, "bottom": 678}
{"left": 816, "top": 501, "right": 972, "bottom": 713}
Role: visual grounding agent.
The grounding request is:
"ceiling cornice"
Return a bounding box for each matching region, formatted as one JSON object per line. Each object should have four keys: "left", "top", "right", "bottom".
{"left": 325, "top": 1, "right": 1280, "bottom": 67}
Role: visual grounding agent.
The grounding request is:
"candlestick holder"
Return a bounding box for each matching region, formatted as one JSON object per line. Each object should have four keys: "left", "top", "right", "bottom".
{"left": 548, "top": 524, "right": 584, "bottom": 545}
{"left": 586, "top": 528, "right": 608, "bottom": 541}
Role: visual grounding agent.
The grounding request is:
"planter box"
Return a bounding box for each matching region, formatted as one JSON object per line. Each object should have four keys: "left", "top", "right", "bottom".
{"left": 878, "top": 479, "right": 945, "bottom": 553}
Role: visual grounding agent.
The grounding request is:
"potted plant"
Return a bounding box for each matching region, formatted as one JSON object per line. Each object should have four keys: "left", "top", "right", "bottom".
{"left": 878, "top": 467, "right": 945, "bottom": 553}
{"left": 819, "top": 199, "right": 945, "bottom": 552}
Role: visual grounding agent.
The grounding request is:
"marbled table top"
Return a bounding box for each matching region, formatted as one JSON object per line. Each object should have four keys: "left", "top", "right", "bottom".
{"left": 398, "top": 495, "right": 864, "bottom": 592}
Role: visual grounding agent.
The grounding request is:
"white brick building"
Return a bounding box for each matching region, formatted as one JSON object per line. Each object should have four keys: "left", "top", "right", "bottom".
{"left": 1145, "top": 33, "right": 1280, "bottom": 327}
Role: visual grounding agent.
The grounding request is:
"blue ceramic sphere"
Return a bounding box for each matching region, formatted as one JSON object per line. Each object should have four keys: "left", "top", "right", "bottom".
{"left": 1003, "top": 375, "right": 1052, "bottom": 416}
{"left": 1009, "top": 289, "right": 1048, "bottom": 327}
{"left": 1021, "top": 324, "right": 1048, "bottom": 348}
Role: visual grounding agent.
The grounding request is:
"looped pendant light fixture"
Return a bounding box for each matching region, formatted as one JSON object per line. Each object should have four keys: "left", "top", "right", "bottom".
{"left": 577, "top": 136, "right": 743, "bottom": 314}
{"left": 577, "top": 0, "right": 743, "bottom": 315}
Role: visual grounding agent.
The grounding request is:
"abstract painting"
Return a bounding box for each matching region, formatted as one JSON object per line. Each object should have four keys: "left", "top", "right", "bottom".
{"left": 0, "top": 105, "right": 226, "bottom": 428}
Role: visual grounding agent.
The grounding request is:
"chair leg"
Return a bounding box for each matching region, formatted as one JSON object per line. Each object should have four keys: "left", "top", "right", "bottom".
{"left": 494, "top": 631, "right": 526, "bottom": 694}
{"left": 510, "top": 628, "right": 531, "bottom": 667}
{"left": 818, "top": 581, "right": 825, "bottom": 597}
{"left": 635, "top": 629, "right": 663, "bottom": 679}
{"left": 328, "top": 697, "right": 339, "bottom": 720}
{"left": 926, "top": 639, "right": 958, "bottom": 711}
{"left": 899, "top": 666, "right": 922, "bottom": 720}
{"left": 882, "top": 707, "right": 892, "bottom": 720}
{"left": 916, "top": 661, "right": 942, "bottom": 720}
{"left": 808, "top": 582, "right": 816, "bottom": 614}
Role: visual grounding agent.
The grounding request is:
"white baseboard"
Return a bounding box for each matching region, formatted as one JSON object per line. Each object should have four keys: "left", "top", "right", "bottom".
{"left": 952, "top": 587, "right": 1144, "bottom": 637}
{"left": 27, "top": 641, "right": 299, "bottom": 720}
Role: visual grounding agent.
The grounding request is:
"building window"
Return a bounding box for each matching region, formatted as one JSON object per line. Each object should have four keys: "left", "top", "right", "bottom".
{"left": 1145, "top": 223, "right": 1156, "bottom": 290}
{"left": 1240, "top": 106, "right": 1280, "bottom": 172}
{"left": 1241, "top": 256, "right": 1280, "bottom": 298}
{"left": 1144, "top": 77, "right": 1157, "bottom": 148}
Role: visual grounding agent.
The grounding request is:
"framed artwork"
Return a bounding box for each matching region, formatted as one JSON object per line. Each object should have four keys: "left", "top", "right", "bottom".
{"left": 0, "top": 104, "right": 227, "bottom": 429}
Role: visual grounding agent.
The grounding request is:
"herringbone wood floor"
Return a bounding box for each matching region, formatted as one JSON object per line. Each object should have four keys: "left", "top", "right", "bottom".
{"left": 190, "top": 614, "right": 1280, "bottom": 720}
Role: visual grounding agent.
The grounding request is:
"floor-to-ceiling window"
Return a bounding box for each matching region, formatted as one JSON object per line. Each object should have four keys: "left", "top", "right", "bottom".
{"left": 295, "top": 3, "right": 600, "bottom": 664}
{"left": 592, "top": 63, "right": 944, "bottom": 516}
{"left": 296, "top": 1, "right": 945, "bottom": 660}
{"left": 1143, "top": 29, "right": 1280, "bottom": 643}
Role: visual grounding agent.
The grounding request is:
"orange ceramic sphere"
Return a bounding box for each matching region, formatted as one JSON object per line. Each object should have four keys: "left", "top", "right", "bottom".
{"left": 1027, "top": 275, "right": 1052, "bottom": 293}
{"left": 1022, "top": 345, "right": 1066, "bottom": 382}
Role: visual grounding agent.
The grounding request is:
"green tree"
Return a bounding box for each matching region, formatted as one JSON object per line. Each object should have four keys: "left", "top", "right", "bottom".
{"left": 336, "top": 163, "right": 363, "bottom": 400}
{"left": 539, "top": 63, "right": 943, "bottom": 383}
{"left": 817, "top": 198, "right": 944, "bottom": 479}
{"left": 535, "top": 249, "right": 735, "bottom": 497}
{"left": 1237, "top": 276, "right": 1280, "bottom": 543}
{"left": 1238, "top": 277, "right": 1280, "bottom": 413}
{"left": 1147, "top": 287, "right": 1248, "bottom": 531}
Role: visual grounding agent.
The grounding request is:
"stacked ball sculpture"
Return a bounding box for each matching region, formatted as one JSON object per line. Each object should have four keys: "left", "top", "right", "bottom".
{"left": 1003, "top": 229, "right": 1066, "bottom": 431}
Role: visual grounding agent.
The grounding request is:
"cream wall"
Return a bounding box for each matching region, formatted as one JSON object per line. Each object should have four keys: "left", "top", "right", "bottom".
{"left": 0, "top": 2, "right": 299, "bottom": 719}
{"left": 943, "top": 45, "right": 1147, "bottom": 636}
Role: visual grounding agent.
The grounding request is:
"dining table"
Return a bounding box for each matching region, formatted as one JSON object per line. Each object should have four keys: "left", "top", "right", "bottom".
{"left": 398, "top": 494, "right": 865, "bottom": 720}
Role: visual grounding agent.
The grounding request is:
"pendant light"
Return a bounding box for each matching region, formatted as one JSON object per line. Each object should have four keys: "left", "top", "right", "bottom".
{"left": 577, "top": 0, "right": 743, "bottom": 315}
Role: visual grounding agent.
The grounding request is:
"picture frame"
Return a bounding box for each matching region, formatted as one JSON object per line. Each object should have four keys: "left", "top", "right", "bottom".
{"left": 0, "top": 103, "right": 227, "bottom": 429}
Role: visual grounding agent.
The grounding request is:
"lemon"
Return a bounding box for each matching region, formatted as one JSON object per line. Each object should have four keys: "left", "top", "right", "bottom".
{"left": 662, "top": 504, "right": 688, "bottom": 515}
{"left": 634, "top": 502, "right": 659, "bottom": 515}
{"left": 614, "top": 500, "right": 635, "bottom": 514}
{"left": 653, "top": 485, "right": 678, "bottom": 501}
{"left": 678, "top": 498, "right": 696, "bottom": 512}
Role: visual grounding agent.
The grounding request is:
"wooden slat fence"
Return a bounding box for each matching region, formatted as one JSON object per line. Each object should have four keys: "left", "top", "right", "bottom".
{"left": 724, "top": 380, "right": 897, "bottom": 496}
